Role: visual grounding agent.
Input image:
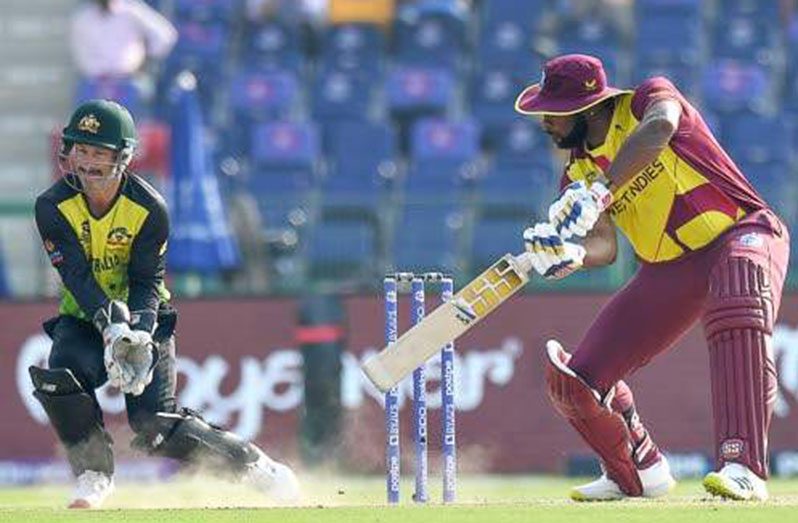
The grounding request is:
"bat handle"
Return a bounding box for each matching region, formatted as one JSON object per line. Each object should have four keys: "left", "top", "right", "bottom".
{"left": 513, "top": 252, "right": 535, "bottom": 274}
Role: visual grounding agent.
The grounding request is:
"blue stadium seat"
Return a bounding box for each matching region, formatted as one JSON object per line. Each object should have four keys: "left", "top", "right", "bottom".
{"left": 635, "top": 0, "right": 702, "bottom": 17}
{"left": 243, "top": 20, "right": 304, "bottom": 72}
{"left": 481, "top": 0, "right": 545, "bottom": 27}
{"left": 635, "top": 13, "right": 702, "bottom": 67}
{"left": 173, "top": 0, "right": 238, "bottom": 23}
{"left": 320, "top": 23, "right": 385, "bottom": 75}
{"left": 715, "top": 0, "right": 780, "bottom": 19}
{"left": 411, "top": 118, "right": 480, "bottom": 162}
{"left": 722, "top": 112, "right": 792, "bottom": 165}
{"left": 323, "top": 121, "right": 398, "bottom": 204}
{"left": 711, "top": 15, "right": 777, "bottom": 65}
{"left": 172, "top": 20, "right": 228, "bottom": 63}
{"left": 784, "top": 67, "right": 798, "bottom": 113}
{"left": 75, "top": 77, "right": 144, "bottom": 118}
{"left": 722, "top": 111, "right": 795, "bottom": 222}
{"left": 736, "top": 160, "right": 796, "bottom": 224}
{"left": 478, "top": 20, "right": 541, "bottom": 71}
{"left": 311, "top": 69, "right": 375, "bottom": 122}
{"left": 386, "top": 66, "right": 455, "bottom": 119}
{"left": 480, "top": 119, "right": 556, "bottom": 212}
{"left": 164, "top": 21, "right": 229, "bottom": 107}
{"left": 392, "top": 204, "right": 464, "bottom": 272}
{"left": 406, "top": 118, "right": 480, "bottom": 194}
{"left": 557, "top": 19, "right": 624, "bottom": 75}
{"left": 229, "top": 69, "right": 299, "bottom": 121}
{"left": 701, "top": 60, "right": 771, "bottom": 114}
{"left": 469, "top": 69, "right": 528, "bottom": 140}
{"left": 255, "top": 192, "right": 312, "bottom": 231}
{"left": 478, "top": 166, "right": 554, "bottom": 215}
{"left": 308, "top": 217, "right": 378, "bottom": 279}
{"left": 632, "top": 62, "right": 698, "bottom": 97}
{"left": 493, "top": 119, "right": 551, "bottom": 170}
{"left": 252, "top": 122, "right": 320, "bottom": 169}
{"left": 470, "top": 211, "right": 530, "bottom": 271}
{"left": 394, "top": 4, "right": 468, "bottom": 67}
{"left": 249, "top": 122, "right": 320, "bottom": 194}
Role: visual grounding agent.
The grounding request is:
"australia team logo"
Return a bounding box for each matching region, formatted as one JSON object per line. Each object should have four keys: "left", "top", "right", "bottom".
{"left": 77, "top": 114, "right": 101, "bottom": 134}
{"left": 107, "top": 227, "right": 133, "bottom": 248}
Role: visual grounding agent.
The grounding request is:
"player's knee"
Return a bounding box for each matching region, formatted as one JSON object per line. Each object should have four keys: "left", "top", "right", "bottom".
{"left": 704, "top": 257, "right": 774, "bottom": 339}
{"left": 46, "top": 353, "right": 94, "bottom": 391}
{"left": 544, "top": 340, "right": 608, "bottom": 419}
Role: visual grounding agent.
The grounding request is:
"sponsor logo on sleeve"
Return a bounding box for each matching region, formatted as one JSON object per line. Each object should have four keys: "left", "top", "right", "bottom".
{"left": 43, "top": 239, "right": 63, "bottom": 266}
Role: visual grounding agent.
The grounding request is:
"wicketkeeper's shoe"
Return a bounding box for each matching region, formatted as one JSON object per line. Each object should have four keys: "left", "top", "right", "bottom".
{"left": 570, "top": 456, "right": 676, "bottom": 502}
{"left": 243, "top": 449, "right": 301, "bottom": 503}
{"left": 68, "top": 470, "right": 114, "bottom": 509}
{"left": 703, "top": 463, "right": 769, "bottom": 501}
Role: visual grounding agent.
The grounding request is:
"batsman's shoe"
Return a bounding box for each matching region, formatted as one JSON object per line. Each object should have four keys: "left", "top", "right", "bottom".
{"left": 703, "top": 463, "right": 768, "bottom": 501}
{"left": 571, "top": 457, "right": 676, "bottom": 502}
{"left": 243, "top": 449, "right": 301, "bottom": 503}
{"left": 68, "top": 470, "right": 114, "bottom": 509}
{"left": 570, "top": 474, "right": 625, "bottom": 501}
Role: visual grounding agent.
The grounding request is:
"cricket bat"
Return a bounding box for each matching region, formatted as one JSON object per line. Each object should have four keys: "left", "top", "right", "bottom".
{"left": 362, "top": 252, "right": 535, "bottom": 392}
{"left": 361, "top": 182, "right": 613, "bottom": 392}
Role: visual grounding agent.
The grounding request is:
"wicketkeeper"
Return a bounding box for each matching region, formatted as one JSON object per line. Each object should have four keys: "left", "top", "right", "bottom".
{"left": 517, "top": 54, "right": 790, "bottom": 501}
{"left": 33, "top": 99, "right": 299, "bottom": 509}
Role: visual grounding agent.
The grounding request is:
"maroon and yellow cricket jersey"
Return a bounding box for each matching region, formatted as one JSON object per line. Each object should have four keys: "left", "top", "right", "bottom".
{"left": 561, "top": 77, "right": 768, "bottom": 263}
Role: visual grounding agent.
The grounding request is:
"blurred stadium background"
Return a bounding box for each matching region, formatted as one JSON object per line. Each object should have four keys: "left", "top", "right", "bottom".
{"left": 1, "top": 0, "right": 798, "bottom": 501}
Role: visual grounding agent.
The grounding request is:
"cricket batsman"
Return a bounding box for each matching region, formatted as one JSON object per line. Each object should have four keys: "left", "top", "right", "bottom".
{"left": 33, "top": 99, "right": 299, "bottom": 508}
{"left": 516, "top": 55, "right": 790, "bottom": 501}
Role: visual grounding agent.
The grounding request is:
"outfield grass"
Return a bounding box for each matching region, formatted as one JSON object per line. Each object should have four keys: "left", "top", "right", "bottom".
{"left": 1, "top": 475, "right": 796, "bottom": 522}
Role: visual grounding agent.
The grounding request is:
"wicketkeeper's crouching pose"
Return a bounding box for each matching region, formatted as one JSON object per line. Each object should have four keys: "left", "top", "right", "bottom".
{"left": 517, "top": 55, "right": 790, "bottom": 501}
{"left": 33, "top": 99, "right": 299, "bottom": 509}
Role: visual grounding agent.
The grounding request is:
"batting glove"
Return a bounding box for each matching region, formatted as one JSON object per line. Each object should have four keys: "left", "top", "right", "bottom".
{"left": 523, "top": 222, "right": 586, "bottom": 280}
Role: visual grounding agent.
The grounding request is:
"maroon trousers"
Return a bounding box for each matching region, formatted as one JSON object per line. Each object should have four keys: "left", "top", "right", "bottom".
{"left": 569, "top": 211, "right": 790, "bottom": 478}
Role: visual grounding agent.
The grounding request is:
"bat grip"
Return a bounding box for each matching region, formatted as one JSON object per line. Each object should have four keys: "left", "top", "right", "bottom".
{"left": 513, "top": 252, "right": 535, "bottom": 274}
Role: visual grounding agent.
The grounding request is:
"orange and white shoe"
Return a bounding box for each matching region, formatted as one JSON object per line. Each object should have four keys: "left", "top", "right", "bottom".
{"left": 68, "top": 470, "right": 114, "bottom": 509}
{"left": 570, "top": 456, "right": 676, "bottom": 502}
{"left": 703, "top": 463, "right": 768, "bottom": 501}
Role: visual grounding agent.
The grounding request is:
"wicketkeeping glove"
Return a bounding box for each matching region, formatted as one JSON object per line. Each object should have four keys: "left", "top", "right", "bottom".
{"left": 94, "top": 300, "right": 155, "bottom": 395}
{"left": 119, "top": 331, "right": 156, "bottom": 396}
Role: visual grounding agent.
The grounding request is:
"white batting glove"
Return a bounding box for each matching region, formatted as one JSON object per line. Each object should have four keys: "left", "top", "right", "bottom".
{"left": 523, "top": 222, "right": 586, "bottom": 280}
{"left": 548, "top": 181, "right": 613, "bottom": 239}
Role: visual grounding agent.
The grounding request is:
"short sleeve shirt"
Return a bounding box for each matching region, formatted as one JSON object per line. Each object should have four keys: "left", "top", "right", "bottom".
{"left": 561, "top": 77, "right": 768, "bottom": 263}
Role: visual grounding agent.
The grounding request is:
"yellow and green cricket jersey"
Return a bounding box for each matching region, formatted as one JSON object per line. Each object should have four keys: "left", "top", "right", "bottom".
{"left": 35, "top": 173, "right": 170, "bottom": 332}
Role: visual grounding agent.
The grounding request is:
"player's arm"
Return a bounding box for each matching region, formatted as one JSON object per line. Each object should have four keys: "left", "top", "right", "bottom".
{"left": 34, "top": 197, "right": 109, "bottom": 317}
{"left": 605, "top": 91, "right": 682, "bottom": 189}
{"left": 127, "top": 197, "right": 169, "bottom": 334}
{"left": 582, "top": 212, "right": 617, "bottom": 268}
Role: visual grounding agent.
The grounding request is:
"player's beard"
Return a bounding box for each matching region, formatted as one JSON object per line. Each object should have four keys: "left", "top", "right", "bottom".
{"left": 555, "top": 114, "right": 588, "bottom": 149}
